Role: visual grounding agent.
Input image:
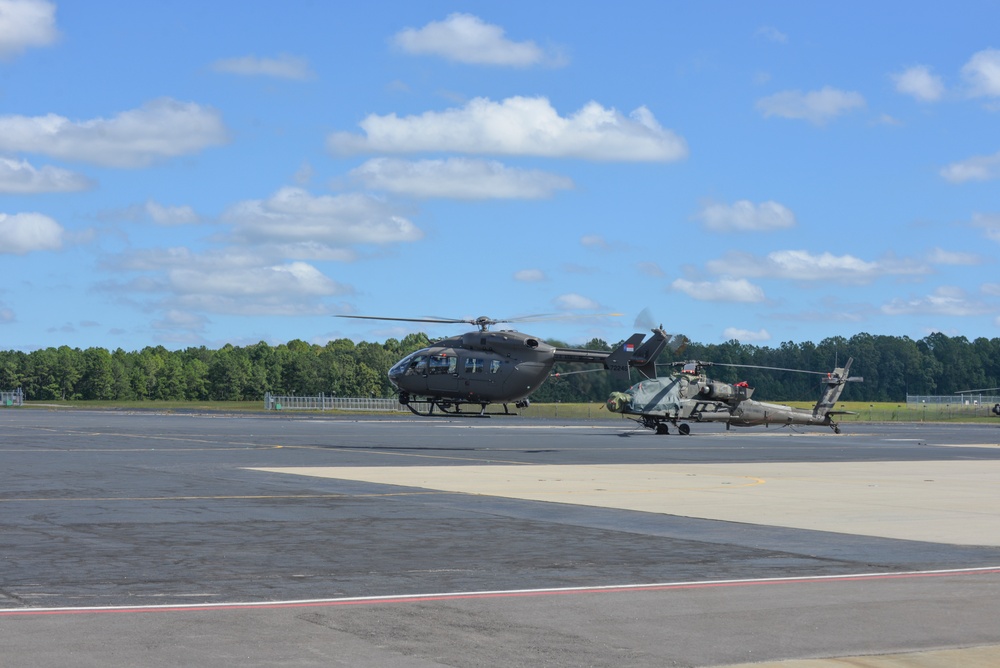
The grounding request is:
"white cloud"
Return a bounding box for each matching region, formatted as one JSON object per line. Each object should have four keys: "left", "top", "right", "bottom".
{"left": 961, "top": 48, "right": 1000, "bottom": 98}
{"left": 755, "top": 26, "right": 787, "bottom": 43}
{"left": 97, "top": 200, "right": 200, "bottom": 225}
{"left": 768, "top": 296, "right": 868, "bottom": 324}
{"left": 224, "top": 187, "right": 422, "bottom": 251}
{"left": 0, "top": 211, "right": 63, "bottom": 254}
{"left": 982, "top": 283, "right": 1000, "bottom": 297}
{"left": 100, "top": 249, "right": 354, "bottom": 316}
{"left": 392, "top": 13, "right": 556, "bottom": 67}
{"left": 553, "top": 293, "right": 600, "bottom": 310}
{"left": 513, "top": 269, "right": 546, "bottom": 282}
{"left": 722, "top": 327, "right": 771, "bottom": 342}
{"left": 927, "top": 247, "right": 982, "bottom": 265}
{"left": 328, "top": 96, "right": 688, "bottom": 162}
{"left": 103, "top": 247, "right": 239, "bottom": 274}
{"left": 0, "top": 0, "right": 57, "bottom": 59}
{"left": 756, "top": 86, "right": 866, "bottom": 125}
{"left": 706, "top": 250, "right": 928, "bottom": 284}
{"left": 293, "top": 161, "right": 314, "bottom": 185}
{"left": 892, "top": 65, "right": 944, "bottom": 102}
{"left": 145, "top": 201, "right": 199, "bottom": 225}
{"left": 697, "top": 199, "right": 796, "bottom": 232}
{"left": 636, "top": 262, "right": 664, "bottom": 277}
{"left": 210, "top": 54, "right": 313, "bottom": 80}
{"left": 152, "top": 309, "right": 207, "bottom": 332}
{"left": 0, "top": 156, "right": 93, "bottom": 193}
{"left": 0, "top": 301, "right": 14, "bottom": 323}
{"left": 580, "top": 234, "right": 610, "bottom": 249}
{"left": 875, "top": 113, "right": 902, "bottom": 126}
{"left": 940, "top": 151, "right": 1000, "bottom": 183}
{"left": 972, "top": 212, "right": 1000, "bottom": 242}
{"left": 169, "top": 261, "right": 343, "bottom": 297}
{"left": 671, "top": 277, "right": 766, "bottom": 303}
{"left": 881, "top": 286, "right": 993, "bottom": 316}
{"left": 0, "top": 98, "right": 228, "bottom": 168}
{"left": 350, "top": 157, "right": 573, "bottom": 199}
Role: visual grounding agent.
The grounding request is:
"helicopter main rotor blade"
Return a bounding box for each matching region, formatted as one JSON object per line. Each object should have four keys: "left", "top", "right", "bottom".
{"left": 340, "top": 312, "right": 623, "bottom": 335}
{"left": 670, "top": 360, "right": 832, "bottom": 376}
{"left": 337, "top": 315, "right": 470, "bottom": 325}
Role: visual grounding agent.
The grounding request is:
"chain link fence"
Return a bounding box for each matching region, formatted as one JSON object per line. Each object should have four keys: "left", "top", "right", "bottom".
{"left": 264, "top": 392, "right": 405, "bottom": 412}
{"left": 1, "top": 388, "right": 24, "bottom": 407}
{"left": 904, "top": 394, "right": 1000, "bottom": 420}
{"left": 907, "top": 394, "right": 1000, "bottom": 406}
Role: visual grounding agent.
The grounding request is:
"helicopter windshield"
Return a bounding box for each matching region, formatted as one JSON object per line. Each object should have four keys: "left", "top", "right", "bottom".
{"left": 389, "top": 353, "right": 428, "bottom": 377}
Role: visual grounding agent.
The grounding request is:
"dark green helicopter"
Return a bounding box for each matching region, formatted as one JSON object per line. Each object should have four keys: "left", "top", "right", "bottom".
{"left": 605, "top": 326, "right": 863, "bottom": 434}
{"left": 339, "top": 314, "right": 656, "bottom": 416}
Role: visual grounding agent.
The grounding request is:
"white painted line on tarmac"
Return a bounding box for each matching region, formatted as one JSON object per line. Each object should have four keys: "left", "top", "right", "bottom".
{"left": 2, "top": 566, "right": 998, "bottom": 617}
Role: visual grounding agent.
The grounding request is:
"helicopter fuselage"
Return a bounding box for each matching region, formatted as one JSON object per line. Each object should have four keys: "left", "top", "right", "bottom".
{"left": 340, "top": 313, "right": 643, "bottom": 416}
{"left": 389, "top": 330, "right": 560, "bottom": 406}
{"left": 606, "top": 359, "right": 859, "bottom": 434}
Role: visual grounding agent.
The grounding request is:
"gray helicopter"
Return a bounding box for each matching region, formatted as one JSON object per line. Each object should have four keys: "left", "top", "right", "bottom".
{"left": 338, "top": 314, "right": 656, "bottom": 416}
{"left": 605, "top": 327, "right": 863, "bottom": 434}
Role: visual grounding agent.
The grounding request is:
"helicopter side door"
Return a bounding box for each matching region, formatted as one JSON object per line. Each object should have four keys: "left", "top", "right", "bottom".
{"left": 459, "top": 355, "right": 501, "bottom": 401}
{"left": 424, "top": 352, "right": 459, "bottom": 396}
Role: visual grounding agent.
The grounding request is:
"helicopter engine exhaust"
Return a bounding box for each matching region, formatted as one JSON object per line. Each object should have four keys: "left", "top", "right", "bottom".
{"left": 699, "top": 381, "right": 735, "bottom": 400}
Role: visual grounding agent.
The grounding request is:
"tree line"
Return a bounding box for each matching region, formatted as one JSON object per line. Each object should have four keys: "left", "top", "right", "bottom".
{"left": 1, "top": 331, "right": 998, "bottom": 403}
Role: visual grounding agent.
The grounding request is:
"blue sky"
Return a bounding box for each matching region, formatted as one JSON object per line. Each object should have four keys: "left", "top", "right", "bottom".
{"left": 1, "top": 1, "right": 999, "bottom": 352}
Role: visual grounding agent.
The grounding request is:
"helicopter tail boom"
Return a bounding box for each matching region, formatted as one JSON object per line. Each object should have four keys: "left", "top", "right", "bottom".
{"left": 812, "top": 357, "right": 863, "bottom": 418}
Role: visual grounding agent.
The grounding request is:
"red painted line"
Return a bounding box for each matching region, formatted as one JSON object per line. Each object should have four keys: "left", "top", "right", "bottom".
{"left": 2, "top": 567, "right": 999, "bottom": 618}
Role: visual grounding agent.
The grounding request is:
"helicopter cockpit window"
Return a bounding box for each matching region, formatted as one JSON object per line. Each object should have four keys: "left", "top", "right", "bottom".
{"left": 428, "top": 355, "right": 457, "bottom": 375}
{"left": 490, "top": 360, "right": 502, "bottom": 374}
{"left": 404, "top": 355, "right": 427, "bottom": 376}
{"left": 465, "top": 358, "right": 484, "bottom": 374}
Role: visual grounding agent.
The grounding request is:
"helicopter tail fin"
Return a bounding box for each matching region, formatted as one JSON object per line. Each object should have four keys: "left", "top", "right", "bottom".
{"left": 629, "top": 326, "right": 669, "bottom": 380}
{"left": 605, "top": 333, "right": 645, "bottom": 385}
{"left": 813, "top": 358, "right": 863, "bottom": 418}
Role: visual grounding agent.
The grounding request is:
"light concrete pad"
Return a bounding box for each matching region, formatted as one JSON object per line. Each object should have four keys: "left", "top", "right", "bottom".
{"left": 722, "top": 644, "right": 1000, "bottom": 667}
{"left": 253, "top": 461, "right": 1000, "bottom": 546}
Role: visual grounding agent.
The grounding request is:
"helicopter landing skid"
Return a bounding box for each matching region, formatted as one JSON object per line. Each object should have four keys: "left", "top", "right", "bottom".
{"left": 404, "top": 399, "right": 520, "bottom": 418}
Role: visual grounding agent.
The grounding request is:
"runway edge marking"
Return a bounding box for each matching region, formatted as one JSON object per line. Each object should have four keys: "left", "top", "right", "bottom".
{"left": 2, "top": 566, "right": 1000, "bottom": 617}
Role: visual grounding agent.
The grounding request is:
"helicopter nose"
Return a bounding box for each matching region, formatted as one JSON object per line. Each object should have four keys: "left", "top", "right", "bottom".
{"left": 606, "top": 392, "right": 631, "bottom": 413}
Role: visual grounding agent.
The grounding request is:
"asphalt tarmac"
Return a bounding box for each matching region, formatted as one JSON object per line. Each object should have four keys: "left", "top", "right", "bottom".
{"left": 2, "top": 409, "right": 1000, "bottom": 667}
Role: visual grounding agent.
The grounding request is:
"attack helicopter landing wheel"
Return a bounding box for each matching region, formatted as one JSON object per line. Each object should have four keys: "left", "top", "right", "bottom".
{"left": 678, "top": 423, "right": 691, "bottom": 435}
{"left": 655, "top": 423, "right": 669, "bottom": 435}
